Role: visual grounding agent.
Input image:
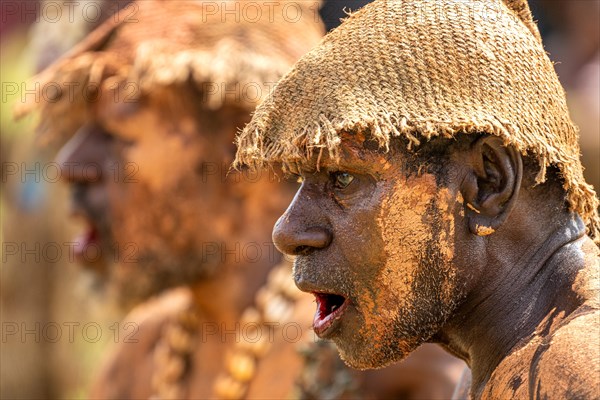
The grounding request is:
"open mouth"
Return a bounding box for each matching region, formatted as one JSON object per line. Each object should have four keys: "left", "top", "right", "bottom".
{"left": 71, "top": 213, "right": 103, "bottom": 268}
{"left": 313, "top": 292, "right": 349, "bottom": 337}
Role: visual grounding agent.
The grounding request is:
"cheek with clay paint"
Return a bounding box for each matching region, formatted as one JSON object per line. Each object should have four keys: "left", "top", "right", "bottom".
{"left": 337, "top": 172, "right": 463, "bottom": 369}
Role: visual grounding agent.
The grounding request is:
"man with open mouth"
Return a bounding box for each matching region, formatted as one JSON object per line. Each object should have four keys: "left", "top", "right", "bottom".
{"left": 235, "top": 0, "right": 600, "bottom": 398}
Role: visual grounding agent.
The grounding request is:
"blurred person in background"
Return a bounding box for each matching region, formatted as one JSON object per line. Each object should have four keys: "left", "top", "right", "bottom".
{"left": 14, "top": 0, "right": 465, "bottom": 398}
{"left": 15, "top": 1, "right": 322, "bottom": 398}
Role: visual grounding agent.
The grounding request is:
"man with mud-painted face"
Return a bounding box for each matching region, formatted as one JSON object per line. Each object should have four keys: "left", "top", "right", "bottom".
{"left": 235, "top": 0, "right": 600, "bottom": 398}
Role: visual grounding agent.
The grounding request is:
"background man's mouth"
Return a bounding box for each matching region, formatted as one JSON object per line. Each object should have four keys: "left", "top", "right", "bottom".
{"left": 313, "top": 292, "right": 348, "bottom": 336}
{"left": 70, "top": 210, "right": 106, "bottom": 269}
{"left": 73, "top": 223, "right": 100, "bottom": 263}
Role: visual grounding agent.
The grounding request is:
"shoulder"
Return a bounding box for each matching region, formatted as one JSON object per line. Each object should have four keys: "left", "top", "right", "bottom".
{"left": 89, "top": 287, "right": 193, "bottom": 399}
{"left": 532, "top": 307, "right": 600, "bottom": 399}
{"left": 531, "top": 239, "right": 599, "bottom": 399}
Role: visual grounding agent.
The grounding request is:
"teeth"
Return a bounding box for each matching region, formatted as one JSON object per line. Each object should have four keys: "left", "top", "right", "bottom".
{"left": 331, "top": 305, "right": 338, "bottom": 312}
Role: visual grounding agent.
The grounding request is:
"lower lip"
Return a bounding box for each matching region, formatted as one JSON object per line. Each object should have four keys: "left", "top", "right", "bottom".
{"left": 73, "top": 227, "right": 100, "bottom": 265}
{"left": 313, "top": 297, "right": 349, "bottom": 337}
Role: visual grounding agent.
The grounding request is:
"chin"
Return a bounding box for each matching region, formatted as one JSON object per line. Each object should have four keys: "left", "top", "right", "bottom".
{"left": 77, "top": 257, "right": 109, "bottom": 275}
{"left": 112, "top": 249, "right": 216, "bottom": 305}
{"left": 332, "top": 325, "right": 418, "bottom": 370}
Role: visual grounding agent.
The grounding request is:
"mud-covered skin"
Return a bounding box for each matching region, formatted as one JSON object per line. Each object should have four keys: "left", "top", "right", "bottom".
{"left": 273, "top": 134, "right": 600, "bottom": 398}
{"left": 278, "top": 137, "right": 465, "bottom": 369}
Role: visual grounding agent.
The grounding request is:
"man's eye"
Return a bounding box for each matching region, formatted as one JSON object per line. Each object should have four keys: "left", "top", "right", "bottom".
{"left": 332, "top": 172, "right": 354, "bottom": 189}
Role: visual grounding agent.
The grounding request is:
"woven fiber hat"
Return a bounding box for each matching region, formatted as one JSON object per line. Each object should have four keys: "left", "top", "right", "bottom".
{"left": 235, "top": 0, "right": 600, "bottom": 243}
{"left": 15, "top": 0, "right": 324, "bottom": 142}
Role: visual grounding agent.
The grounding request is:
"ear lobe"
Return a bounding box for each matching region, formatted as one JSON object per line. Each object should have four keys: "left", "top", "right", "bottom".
{"left": 461, "top": 136, "right": 523, "bottom": 236}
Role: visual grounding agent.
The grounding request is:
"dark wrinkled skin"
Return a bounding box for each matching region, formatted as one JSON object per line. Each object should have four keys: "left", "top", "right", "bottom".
{"left": 273, "top": 134, "right": 600, "bottom": 399}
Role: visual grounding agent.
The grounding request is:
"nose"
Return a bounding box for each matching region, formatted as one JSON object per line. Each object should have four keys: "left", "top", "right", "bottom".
{"left": 55, "top": 124, "right": 111, "bottom": 183}
{"left": 272, "top": 193, "right": 332, "bottom": 256}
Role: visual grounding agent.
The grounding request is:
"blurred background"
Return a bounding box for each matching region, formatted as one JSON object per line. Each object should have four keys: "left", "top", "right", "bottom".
{"left": 1, "top": 1, "right": 598, "bottom": 398}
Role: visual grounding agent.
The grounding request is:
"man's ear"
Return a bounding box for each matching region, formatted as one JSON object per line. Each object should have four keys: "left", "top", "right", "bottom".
{"left": 461, "top": 135, "right": 522, "bottom": 236}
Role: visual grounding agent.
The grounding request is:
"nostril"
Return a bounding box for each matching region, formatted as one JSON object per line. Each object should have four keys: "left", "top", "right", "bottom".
{"left": 303, "top": 227, "right": 332, "bottom": 249}
{"left": 294, "top": 245, "right": 311, "bottom": 255}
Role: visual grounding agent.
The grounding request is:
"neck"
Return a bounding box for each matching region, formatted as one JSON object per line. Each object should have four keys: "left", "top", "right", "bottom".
{"left": 188, "top": 178, "right": 293, "bottom": 329}
{"left": 438, "top": 212, "right": 589, "bottom": 395}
